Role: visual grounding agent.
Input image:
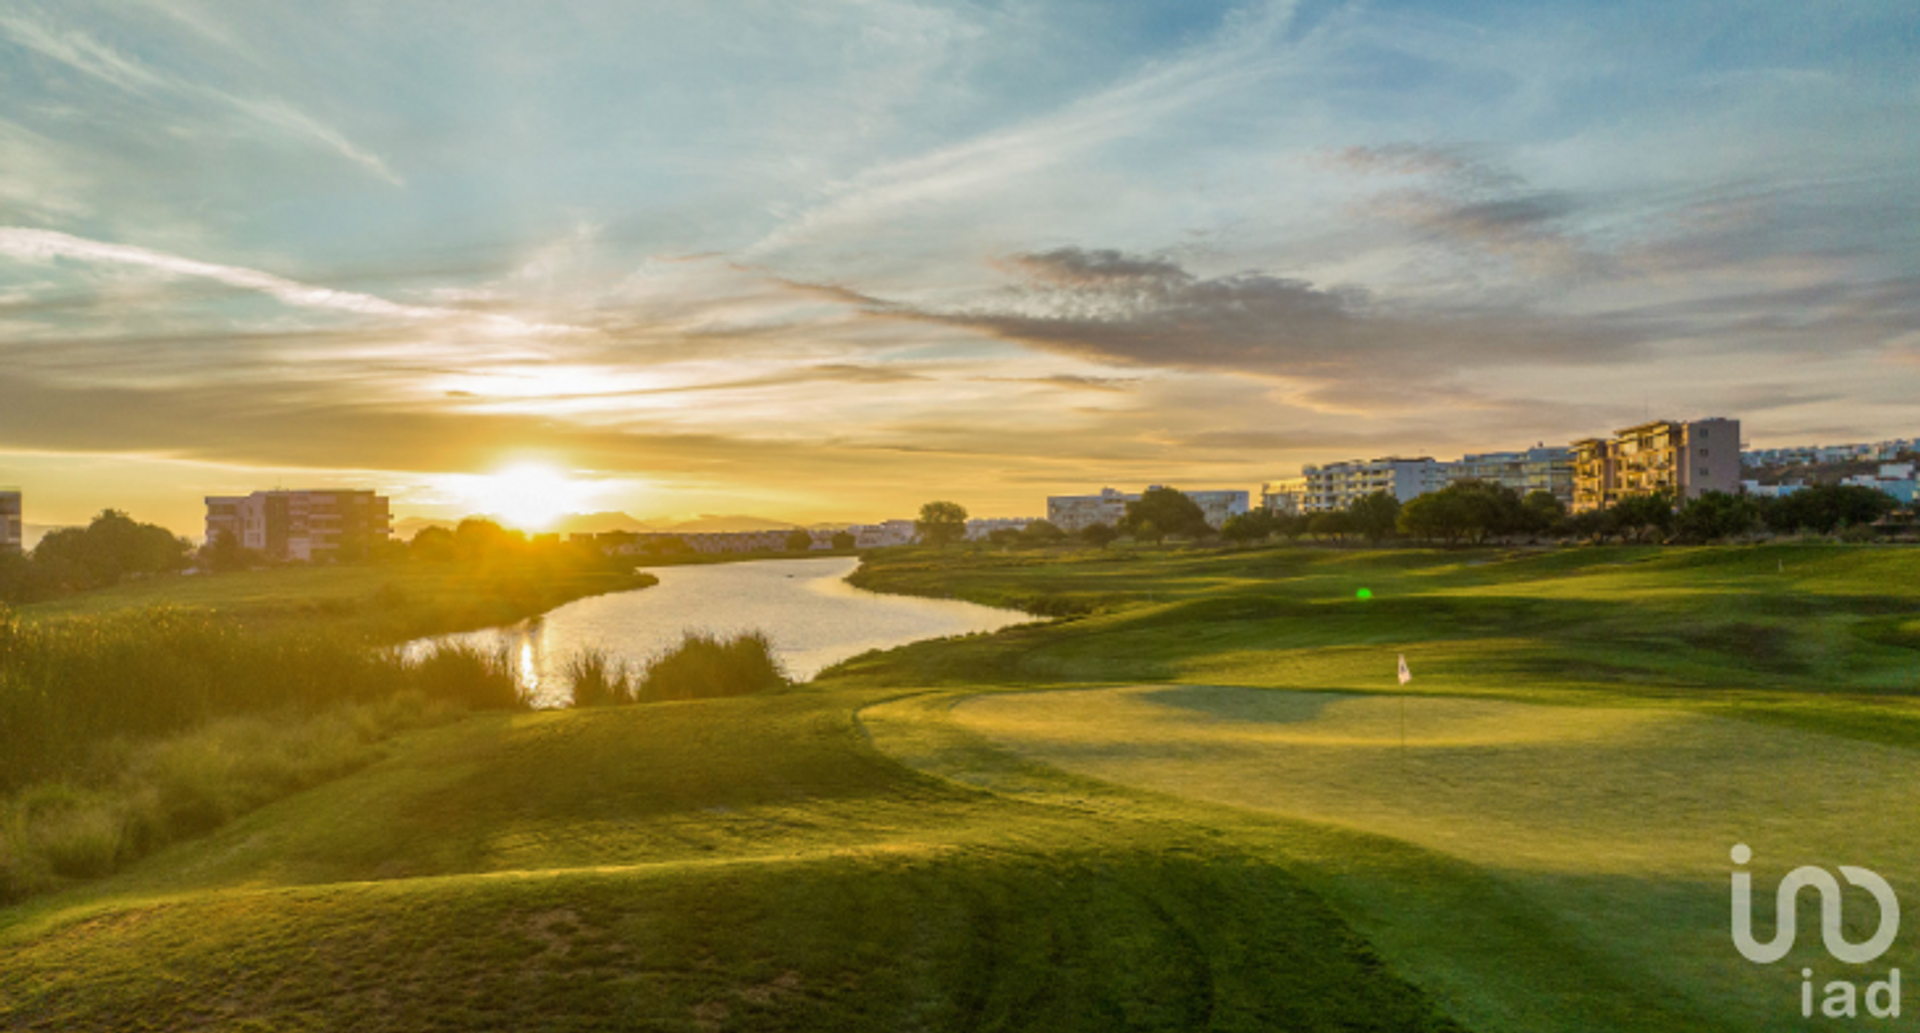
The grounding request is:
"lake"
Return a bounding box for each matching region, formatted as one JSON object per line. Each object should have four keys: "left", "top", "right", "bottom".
{"left": 414, "top": 556, "right": 1033, "bottom": 707}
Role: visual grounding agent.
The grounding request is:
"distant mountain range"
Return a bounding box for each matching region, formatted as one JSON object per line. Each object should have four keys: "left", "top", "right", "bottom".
{"left": 389, "top": 512, "right": 810, "bottom": 540}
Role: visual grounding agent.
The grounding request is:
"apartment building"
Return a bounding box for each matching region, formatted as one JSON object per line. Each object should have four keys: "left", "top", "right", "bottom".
{"left": 0, "top": 490, "right": 20, "bottom": 552}
{"left": 1446, "top": 446, "right": 1575, "bottom": 505}
{"left": 204, "top": 490, "right": 392, "bottom": 562}
{"left": 1261, "top": 477, "right": 1308, "bottom": 515}
{"left": 1571, "top": 417, "right": 1741, "bottom": 513}
{"left": 1047, "top": 486, "right": 1248, "bottom": 530}
{"left": 1046, "top": 488, "right": 1137, "bottom": 531}
{"left": 1299, "top": 458, "right": 1446, "bottom": 513}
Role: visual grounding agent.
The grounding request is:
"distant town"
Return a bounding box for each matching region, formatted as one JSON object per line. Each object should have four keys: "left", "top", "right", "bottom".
{"left": 1, "top": 418, "right": 1915, "bottom": 561}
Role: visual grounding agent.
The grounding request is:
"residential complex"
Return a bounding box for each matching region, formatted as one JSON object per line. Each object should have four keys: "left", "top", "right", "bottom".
{"left": 1046, "top": 488, "right": 1136, "bottom": 531}
{"left": 0, "top": 490, "right": 19, "bottom": 552}
{"left": 1297, "top": 458, "right": 1449, "bottom": 513}
{"left": 1046, "top": 487, "right": 1248, "bottom": 531}
{"left": 204, "top": 490, "right": 392, "bottom": 562}
{"left": 1446, "top": 447, "right": 1575, "bottom": 505}
{"left": 1260, "top": 477, "right": 1308, "bottom": 515}
{"left": 1744, "top": 438, "right": 1916, "bottom": 467}
{"left": 1571, "top": 417, "right": 1740, "bottom": 513}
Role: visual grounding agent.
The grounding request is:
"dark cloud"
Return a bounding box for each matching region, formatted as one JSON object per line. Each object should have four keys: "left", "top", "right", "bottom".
{"left": 815, "top": 247, "right": 1642, "bottom": 400}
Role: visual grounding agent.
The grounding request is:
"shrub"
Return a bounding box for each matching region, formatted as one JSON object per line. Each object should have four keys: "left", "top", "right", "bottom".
{"left": 409, "top": 642, "right": 524, "bottom": 712}
{"left": 638, "top": 630, "right": 787, "bottom": 702}
{"left": 565, "top": 647, "right": 635, "bottom": 707}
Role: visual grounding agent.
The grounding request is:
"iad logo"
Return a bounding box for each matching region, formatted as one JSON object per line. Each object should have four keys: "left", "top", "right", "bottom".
{"left": 1732, "top": 843, "right": 1903, "bottom": 1020}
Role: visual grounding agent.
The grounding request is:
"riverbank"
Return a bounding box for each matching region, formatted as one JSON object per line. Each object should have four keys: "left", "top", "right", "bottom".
{"left": 17, "top": 562, "right": 657, "bottom": 643}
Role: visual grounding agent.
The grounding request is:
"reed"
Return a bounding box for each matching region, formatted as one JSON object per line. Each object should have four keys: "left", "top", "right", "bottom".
{"left": 636, "top": 629, "right": 787, "bottom": 702}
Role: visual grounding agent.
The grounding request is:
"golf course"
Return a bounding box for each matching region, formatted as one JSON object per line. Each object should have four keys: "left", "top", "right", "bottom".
{"left": 3, "top": 542, "right": 1917, "bottom": 1030}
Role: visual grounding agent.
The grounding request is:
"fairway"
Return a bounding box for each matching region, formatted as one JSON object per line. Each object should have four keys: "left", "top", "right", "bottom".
{"left": 920, "top": 685, "right": 1920, "bottom": 1032}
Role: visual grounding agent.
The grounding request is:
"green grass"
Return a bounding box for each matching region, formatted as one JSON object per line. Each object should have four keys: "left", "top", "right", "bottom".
{"left": 6, "top": 540, "right": 1917, "bottom": 1030}
{"left": 0, "top": 690, "right": 1459, "bottom": 1032}
{"left": 19, "top": 562, "right": 656, "bottom": 643}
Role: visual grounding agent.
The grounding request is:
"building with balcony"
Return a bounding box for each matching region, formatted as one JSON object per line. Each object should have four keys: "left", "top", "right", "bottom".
{"left": 1445, "top": 446, "right": 1575, "bottom": 505}
{"left": 204, "top": 490, "right": 392, "bottom": 562}
{"left": 1047, "top": 486, "right": 1249, "bottom": 530}
{"left": 0, "top": 490, "right": 20, "bottom": 552}
{"left": 1046, "top": 488, "right": 1137, "bottom": 531}
{"left": 1299, "top": 458, "right": 1446, "bottom": 513}
{"left": 1260, "top": 477, "right": 1308, "bottom": 515}
{"left": 1571, "top": 417, "right": 1740, "bottom": 513}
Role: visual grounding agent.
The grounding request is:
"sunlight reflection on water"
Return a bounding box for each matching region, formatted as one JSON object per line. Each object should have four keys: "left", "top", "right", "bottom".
{"left": 409, "top": 556, "right": 1032, "bottom": 708}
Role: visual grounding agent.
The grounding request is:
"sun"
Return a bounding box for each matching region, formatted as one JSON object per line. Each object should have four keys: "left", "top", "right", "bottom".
{"left": 463, "top": 462, "right": 598, "bottom": 531}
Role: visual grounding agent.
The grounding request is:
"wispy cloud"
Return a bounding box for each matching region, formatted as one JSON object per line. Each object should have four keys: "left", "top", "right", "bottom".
{"left": 0, "top": 11, "right": 402, "bottom": 184}
{"left": 0, "top": 228, "right": 574, "bottom": 336}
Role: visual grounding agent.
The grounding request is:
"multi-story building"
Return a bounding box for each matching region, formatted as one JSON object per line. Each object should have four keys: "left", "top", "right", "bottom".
{"left": 0, "top": 490, "right": 20, "bottom": 552}
{"left": 1261, "top": 477, "right": 1308, "bottom": 515}
{"left": 1299, "top": 458, "right": 1446, "bottom": 512}
{"left": 1185, "top": 490, "right": 1251, "bottom": 528}
{"left": 1444, "top": 446, "right": 1575, "bottom": 505}
{"left": 964, "top": 517, "right": 1044, "bottom": 541}
{"left": 1047, "top": 487, "right": 1248, "bottom": 530}
{"left": 204, "top": 490, "right": 392, "bottom": 562}
{"left": 1570, "top": 417, "right": 1741, "bottom": 513}
{"left": 1842, "top": 463, "right": 1917, "bottom": 505}
{"left": 1046, "top": 488, "right": 1137, "bottom": 532}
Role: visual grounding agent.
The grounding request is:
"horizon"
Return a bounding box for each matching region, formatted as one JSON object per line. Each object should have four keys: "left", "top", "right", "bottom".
{"left": 2, "top": 2, "right": 1916, "bottom": 536}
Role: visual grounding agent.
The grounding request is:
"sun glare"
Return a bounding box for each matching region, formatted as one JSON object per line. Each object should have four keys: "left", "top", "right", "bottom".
{"left": 461, "top": 463, "right": 598, "bottom": 531}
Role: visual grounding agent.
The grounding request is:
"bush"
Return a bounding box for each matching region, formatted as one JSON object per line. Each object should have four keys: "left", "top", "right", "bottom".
{"left": 565, "top": 647, "right": 635, "bottom": 707}
{"left": 409, "top": 642, "right": 524, "bottom": 712}
{"left": 638, "top": 630, "right": 787, "bottom": 702}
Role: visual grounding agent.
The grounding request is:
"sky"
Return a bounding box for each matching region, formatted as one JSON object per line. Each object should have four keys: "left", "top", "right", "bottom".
{"left": 0, "top": 0, "right": 1915, "bottom": 535}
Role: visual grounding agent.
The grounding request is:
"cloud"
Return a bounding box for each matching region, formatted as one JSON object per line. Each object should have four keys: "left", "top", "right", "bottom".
{"left": 0, "top": 11, "right": 401, "bottom": 184}
{"left": 825, "top": 246, "right": 1640, "bottom": 404}
{"left": 0, "top": 228, "right": 576, "bottom": 336}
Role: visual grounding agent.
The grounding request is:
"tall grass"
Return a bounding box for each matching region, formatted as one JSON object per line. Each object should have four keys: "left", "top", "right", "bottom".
{"left": 637, "top": 630, "right": 787, "bottom": 702}
{"left": 0, "top": 693, "right": 457, "bottom": 902}
{"left": 564, "top": 646, "right": 635, "bottom": 707}
{"left": 0, "top": 606, "right": 527, "bottom": 793}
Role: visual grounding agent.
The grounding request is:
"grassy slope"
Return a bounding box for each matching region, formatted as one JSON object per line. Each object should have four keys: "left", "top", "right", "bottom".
{"left": 19, "top": 563, "right": 656, "bottom": 643}
{"left": 833, "top": 542, "right": 1920, "bottom": 1032}
{"left": 0, "top": 690, "right": 1458, "bottom": 1032}
{"left": 833, "top": 543, "right": 1920, "bottom": 743}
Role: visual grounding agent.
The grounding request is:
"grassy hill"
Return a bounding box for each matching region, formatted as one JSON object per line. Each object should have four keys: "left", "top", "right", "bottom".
{"left": 0, "top": 689, "right": 1457, "bottom": 1031}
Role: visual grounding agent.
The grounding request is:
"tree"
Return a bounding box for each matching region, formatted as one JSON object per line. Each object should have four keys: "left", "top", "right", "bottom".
{"left": 1346, "top": 491, "right": 1402, "bottom": 543}
{"left": 1220, "top": 509, "right": 1278, "bottom": 543}
{"left": 1119, "top": 487, "right": 1212, "bottom": 541}
{"left": 198, "top": 529, "right": 261, "bottom": 573}
{"left": 1765, "top": 484, "right": 1899, "bottom": 535}
{"left": 785, "top": 528, "right": 814, "bottom": 552}
{"left": 31, "top": 509, "right": 189, "bottom": 589}
{"left": 1520, "top": 491, "right": 1568, "bottom": 537}
{"left": 1611, "top": 491, "right": 1676, "bottom": 542}
{"left": 1019, "top": 520, "right": 1067, "bottom": 545}
{"left": 1397, "top": 492, "right": 1472, "bottom": 545}
{"left": 916, "top": 501, "right": 969, "bottom": 548}
{"left": 1673, "top": 491, "right": 1759, "bottom": 543}
{"left": 1565, "top": 507, "right": 1618, "bottom": 544}
{"left": 1308, "top": 510, "right": 1353, "bottom": 543}
{"left": 1078, "top": 522, "right": 1118, "bottom": 548}
{"left": 410, "top": 525, "right": 457, "bottom": 562}
{"left": 988, "top": 527, "right": 1022, "bottom": 546}
{"left": 830, "top": 530, "right": 857, "bottom": 550}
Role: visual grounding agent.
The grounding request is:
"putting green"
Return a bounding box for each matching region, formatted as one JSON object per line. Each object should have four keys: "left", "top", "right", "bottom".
{"left": 929, "top": 686, "right": 1920, "bottom": 1033}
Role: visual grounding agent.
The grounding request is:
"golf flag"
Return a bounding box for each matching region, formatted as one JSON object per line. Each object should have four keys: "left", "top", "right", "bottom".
{"left": 1397, "top": 654, "right": 1411, "bottom": 685}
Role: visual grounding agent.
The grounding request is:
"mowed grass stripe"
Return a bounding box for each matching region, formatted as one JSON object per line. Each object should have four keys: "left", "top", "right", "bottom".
{"left": 933, "top": 685, "right": 1920, "bottom": 1033}
{"left": 0, "top": 688, "right": 1463, "bottom": 1032}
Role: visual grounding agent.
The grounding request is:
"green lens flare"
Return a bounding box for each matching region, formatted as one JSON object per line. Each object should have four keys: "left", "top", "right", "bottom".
{"left": 1356, "top": 588, "right": 1372, "bottom": 600}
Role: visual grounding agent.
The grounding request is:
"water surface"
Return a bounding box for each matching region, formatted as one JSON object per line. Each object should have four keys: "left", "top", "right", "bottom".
{"left": 420, "top": 556, "right": 1031, "bottom": 707}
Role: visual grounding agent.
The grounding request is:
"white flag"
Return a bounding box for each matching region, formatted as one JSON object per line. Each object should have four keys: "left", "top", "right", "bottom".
{"left": 1397, "top": 654, "right": 1411, "bottom": 685}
